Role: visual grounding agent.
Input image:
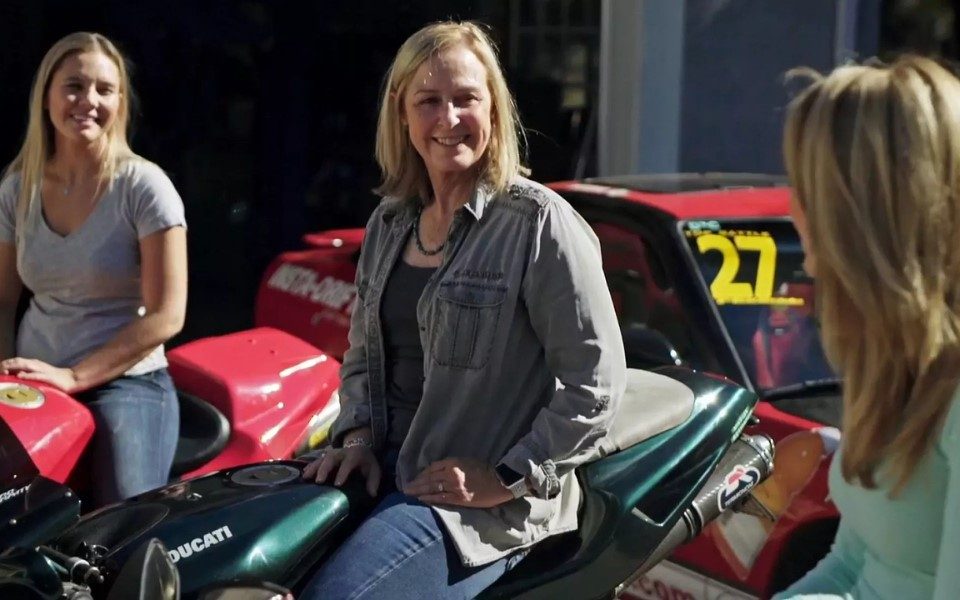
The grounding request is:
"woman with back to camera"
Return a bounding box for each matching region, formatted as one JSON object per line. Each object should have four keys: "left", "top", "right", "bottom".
{"left": 299, "top": 21, "right": 626, "bottom": 599}
{"left": 774, "top": 55, "right": 959, "bottom": 599}
{"left": 0, "top": 32, "right": 187, "bottom": 507}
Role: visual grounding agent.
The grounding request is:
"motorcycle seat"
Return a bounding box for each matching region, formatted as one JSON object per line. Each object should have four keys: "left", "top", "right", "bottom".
{"left": 170, "top": 391, "right": 230, "bottom": 477}
{"left": 484, "top": 367, "right": 744, "bottom": 598}
{"left": 606, "top": 368, "right": 695, "bottom": 453}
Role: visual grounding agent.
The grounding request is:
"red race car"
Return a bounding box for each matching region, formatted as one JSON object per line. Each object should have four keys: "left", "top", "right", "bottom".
{"left": 255, "top": 174, "right": 842, "bottom": 599}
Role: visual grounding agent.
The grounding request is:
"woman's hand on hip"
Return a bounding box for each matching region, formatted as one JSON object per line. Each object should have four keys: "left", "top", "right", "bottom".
{"left": 404, "top": 458, "right": 514, "bottom": 508}
{"left": 302, "top": 446, "right": 382, "bottom": 497}
{"left": 0, "top": 357, "right": 80, "bottom": 393}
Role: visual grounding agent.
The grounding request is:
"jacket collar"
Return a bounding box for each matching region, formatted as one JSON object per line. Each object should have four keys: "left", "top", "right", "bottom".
{"left": 381, "top": 196, "right": 418, "bottom": 226}
{"left": 463, "top": 183, "right": 494, "bottom": 222}
{"left": 380, "top": 182, "right": 495, "bottom": 225}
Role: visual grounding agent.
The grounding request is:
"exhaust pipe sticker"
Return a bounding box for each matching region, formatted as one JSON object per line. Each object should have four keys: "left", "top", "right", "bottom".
{"left": 718, "top": 465, "right": 761, "bottom": 512}
{"left": 167, "top": 525, "right": 234, "bottom": 563}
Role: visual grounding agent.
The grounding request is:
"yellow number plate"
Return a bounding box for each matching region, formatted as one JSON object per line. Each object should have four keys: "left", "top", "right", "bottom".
{"left": 688, "top": 230, "right": 805, "bottom": 306}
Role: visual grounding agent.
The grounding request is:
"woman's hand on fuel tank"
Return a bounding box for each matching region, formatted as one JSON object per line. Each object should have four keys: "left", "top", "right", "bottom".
{"left": 302, "top": 446, "right": 382, "bottom": 497}
{"left": 404, "top": 458, "right": 514, "bottom": 508}
{"left": 0, "top": 357, "right": 80, "bottom": 392}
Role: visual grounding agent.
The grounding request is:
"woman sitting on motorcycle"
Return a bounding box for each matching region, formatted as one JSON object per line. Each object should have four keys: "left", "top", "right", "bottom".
{"left": 301, "top": 20, "right": 626, "bottom": 600}
{"left": 775, "top": 55, "right": 960, "bottom": 598}
{"left": 0, "top": 32, "right": 187, "bottom": 507}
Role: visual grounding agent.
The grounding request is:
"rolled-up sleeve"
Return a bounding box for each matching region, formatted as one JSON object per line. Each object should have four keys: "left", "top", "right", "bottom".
{"left": 500, "top": 197, "right": 626, "bottom": 498}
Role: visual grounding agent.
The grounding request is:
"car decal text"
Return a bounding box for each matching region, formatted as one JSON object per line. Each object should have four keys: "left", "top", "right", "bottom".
{"left": 267, "top": 264, "right": 358, "bottom": 313}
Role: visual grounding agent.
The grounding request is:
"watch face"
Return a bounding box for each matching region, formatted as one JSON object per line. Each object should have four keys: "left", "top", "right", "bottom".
{"left": 495, "top": 464, "right": 524, "bottom": 487}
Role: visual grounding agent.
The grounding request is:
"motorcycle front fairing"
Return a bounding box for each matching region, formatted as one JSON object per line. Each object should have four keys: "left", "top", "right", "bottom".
{"left": 0, "top": 546, "right": 64, "bottom": 600}
{"left": 0, "top": 376, "right": 94, "bottom": 484}
{"left": 0, "top": 415, "right": 80, "bottom": 551}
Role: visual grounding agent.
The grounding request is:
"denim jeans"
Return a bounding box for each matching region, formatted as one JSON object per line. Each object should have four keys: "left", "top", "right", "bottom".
{"left": 299, "top": 490, "right": 526, "bottom": 600}
{"left": 76, "top": 368, "right": 179, "bottom": 507}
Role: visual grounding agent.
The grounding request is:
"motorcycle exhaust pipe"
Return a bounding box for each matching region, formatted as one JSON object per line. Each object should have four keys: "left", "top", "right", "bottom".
{"left": 619, "top": 433, "right": 775, "bottom": 591}
{"left": 683, "top": 433, "right": 775, "bottom": 534}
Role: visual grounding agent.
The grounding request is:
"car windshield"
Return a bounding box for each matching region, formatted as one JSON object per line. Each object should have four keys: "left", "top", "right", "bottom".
{"left": 681, "top": 218, "right": 836, "bottom": 393}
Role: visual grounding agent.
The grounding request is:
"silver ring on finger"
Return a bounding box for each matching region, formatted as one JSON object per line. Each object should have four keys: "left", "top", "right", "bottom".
{"left": 438, "top": 481, "right": 444, "bottom": 493}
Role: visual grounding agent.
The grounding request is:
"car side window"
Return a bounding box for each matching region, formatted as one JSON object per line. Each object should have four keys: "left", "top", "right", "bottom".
{"left": 591, "top": 221, "right": 704, "bottom": 370}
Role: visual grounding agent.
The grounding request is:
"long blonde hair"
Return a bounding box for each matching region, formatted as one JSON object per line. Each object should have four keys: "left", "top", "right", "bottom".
{"left": 4, "top": 32, "right": 138, "bottom": 222}
{"left": 374, "top": 21, "right": 528, "bottom": 199}
{"left": 783, "top": 55, "right": 960, "bottom": 493}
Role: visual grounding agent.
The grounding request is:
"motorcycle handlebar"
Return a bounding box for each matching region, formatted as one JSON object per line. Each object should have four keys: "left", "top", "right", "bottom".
{"left": 38, "top": 545, "right": 105, "bottom": 587}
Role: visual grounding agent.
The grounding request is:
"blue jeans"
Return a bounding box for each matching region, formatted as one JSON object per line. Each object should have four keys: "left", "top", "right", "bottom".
{"left": 76, "top": 368, "right": 179, "bottom": 506}
{"left": 300, "top": 491, "right": 526, "bottom": 600}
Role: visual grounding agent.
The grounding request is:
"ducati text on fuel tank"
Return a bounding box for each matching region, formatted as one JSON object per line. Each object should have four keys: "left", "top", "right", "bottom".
{"left": 167, "top": 525, "right": 234, "bottom": 563}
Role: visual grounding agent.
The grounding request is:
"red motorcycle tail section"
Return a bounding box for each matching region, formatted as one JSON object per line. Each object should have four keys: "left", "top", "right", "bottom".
{"left": 254, "top": 230, "right": 364, "bottom": 359}
{"left": 166, "top": 327, "right": 340, "bottom": 478}
{"left": 0, "top": 377, "right": 94, "bottom": 484}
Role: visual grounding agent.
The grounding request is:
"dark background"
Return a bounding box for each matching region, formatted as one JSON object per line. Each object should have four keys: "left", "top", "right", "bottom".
{"left": 0, "top": 0, "right": 953, "bottom": 345}
{"left": 0, "top": 0, "right": 602, "bottom": 342}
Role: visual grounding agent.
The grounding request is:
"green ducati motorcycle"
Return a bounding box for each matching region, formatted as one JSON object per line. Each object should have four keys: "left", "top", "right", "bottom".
{"left": 0, "top": 367, "right": 774, "bottom": 599}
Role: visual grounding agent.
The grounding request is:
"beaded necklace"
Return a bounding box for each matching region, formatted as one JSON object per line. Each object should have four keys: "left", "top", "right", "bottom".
{"left": 414, "top": 205, "right": 446, "bottom": 256}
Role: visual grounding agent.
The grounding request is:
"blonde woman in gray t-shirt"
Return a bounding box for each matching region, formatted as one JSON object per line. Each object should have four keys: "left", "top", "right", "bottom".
{"left": 0, "top": 32, "right": 187, "bottom": 507}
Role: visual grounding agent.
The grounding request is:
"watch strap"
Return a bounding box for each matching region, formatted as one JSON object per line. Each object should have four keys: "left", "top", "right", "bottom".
{"left": 495, "top": 463, "right": 528, "bottom": 499}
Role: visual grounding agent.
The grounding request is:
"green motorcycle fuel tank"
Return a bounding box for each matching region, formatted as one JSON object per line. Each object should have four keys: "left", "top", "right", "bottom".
{"left": 3, "top": 366, "right": 773, "bottom": 599}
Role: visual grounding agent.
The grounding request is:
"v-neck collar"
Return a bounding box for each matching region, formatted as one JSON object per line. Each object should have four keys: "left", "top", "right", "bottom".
{"left": 36, "top": 181, "right": 112, "bottom": 241}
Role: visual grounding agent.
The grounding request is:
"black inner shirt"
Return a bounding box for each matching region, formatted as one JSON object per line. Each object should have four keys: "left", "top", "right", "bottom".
{"left": 380, "top": 258, "right": 436, "bottom": 448}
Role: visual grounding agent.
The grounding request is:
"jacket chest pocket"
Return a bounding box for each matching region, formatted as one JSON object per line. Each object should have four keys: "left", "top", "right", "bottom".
{"left": 431, "top": 283, "right": 507, "bottom": 370}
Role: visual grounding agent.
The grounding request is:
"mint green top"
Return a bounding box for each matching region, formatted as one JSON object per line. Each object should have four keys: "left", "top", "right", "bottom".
{"left": 775, "top": 392, "right": 960, "bottom": 599}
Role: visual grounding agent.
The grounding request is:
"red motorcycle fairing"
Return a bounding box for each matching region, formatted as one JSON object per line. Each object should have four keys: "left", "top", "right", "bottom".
{"left": 0, "top": 377, "right": 94, "bottom": 484}
{"left": 0, "top": 327, "right": 341, "bottom": 496}
{"left": 255, "top": 230, "right": 365, "bottom": 360}
{"left": 167, "top": 327, "right": 341, "bottom": 478}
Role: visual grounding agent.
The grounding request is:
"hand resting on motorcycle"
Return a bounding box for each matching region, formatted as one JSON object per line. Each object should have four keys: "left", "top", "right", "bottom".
{"left": 302, "top": 448, "right": 382, "bottom": 497}
{"left": 302, "top": 426, "right": 382, "bottom": 496}
{"left": 0, "top": 357, "right": 79, "bottom": 391}
{"left": 303, "top": 427, "right": 515, "bottom": 507}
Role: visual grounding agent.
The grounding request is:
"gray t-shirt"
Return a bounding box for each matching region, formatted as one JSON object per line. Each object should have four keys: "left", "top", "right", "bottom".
{"left": 0, "top": 159, "right": 186, "bottom": 375}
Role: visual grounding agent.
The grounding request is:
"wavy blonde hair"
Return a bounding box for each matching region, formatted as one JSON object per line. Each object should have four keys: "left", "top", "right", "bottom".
{"left": 375, "top": 21, "right": 528, "bottom": 199}
{"left": 4, "top": 32, "right": 138, "bottom": 221}
{"left": 783, "top": 55, "right": 960, "bottom": 493}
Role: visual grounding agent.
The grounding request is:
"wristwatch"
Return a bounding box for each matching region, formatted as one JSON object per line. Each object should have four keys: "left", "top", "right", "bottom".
{"left": 342, "top": 437, "right": 371, "bottom": 449}
{"left": 494, "top": 463, "right": 528, "bottom": 499}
